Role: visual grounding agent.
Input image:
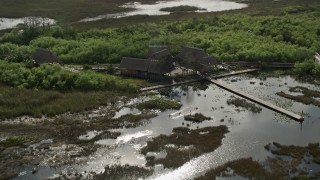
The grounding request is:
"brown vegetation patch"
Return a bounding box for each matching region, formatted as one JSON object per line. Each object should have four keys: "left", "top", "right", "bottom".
{"left": 197, "top": 142, "right": 320, "bottom": 180}
{"left": 196, "top": 158, "right": 277, "bottom": 180}
{"left": 277, "top": 86, "right": 320, "bottom": 107}
{"left": 227, "top": 97, "right": 262, "bottom": 113}
{"left": 94, "top": 164, "right": 153, "bottom": 180}
{"left": 140, "top": 126, "right": 228, "bottom": 168}
{"left": 267, "top": 142, "right": 320, "bottom": 164}
{"left": 136, "top": 98, "right": 182, "bottom": 111}
{"left": 184, "top": 113, "right": 211, "bottom": 123}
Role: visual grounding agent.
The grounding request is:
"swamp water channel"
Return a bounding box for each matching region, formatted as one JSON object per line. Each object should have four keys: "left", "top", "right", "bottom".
{"left": 13, "top": 73, "right": 320, "bottom": 179}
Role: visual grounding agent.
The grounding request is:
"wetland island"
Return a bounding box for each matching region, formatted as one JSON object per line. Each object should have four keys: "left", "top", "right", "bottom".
{"left": 0, "top": 0, "right": 320, "bottom": 179}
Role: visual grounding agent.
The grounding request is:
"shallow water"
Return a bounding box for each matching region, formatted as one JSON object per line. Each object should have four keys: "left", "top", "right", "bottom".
{"left": 14, "top": 74, "right": 320, "bottom": 179}
{"left": 80, "top": 0, "right": 248, "bottom": 22}
{"left": 0, "top": 17, "right": 55, "bottom": 30}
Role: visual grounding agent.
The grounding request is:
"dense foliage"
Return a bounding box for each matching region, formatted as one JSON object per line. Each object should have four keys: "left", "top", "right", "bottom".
{"left": 1, "top": 12, "right": 319, "bottom": 65}
{"left": 293, "top": 60, "right": 320, "bottom": 76}
{"left": 0, "top": 61, "right": 138, "bottom": 92}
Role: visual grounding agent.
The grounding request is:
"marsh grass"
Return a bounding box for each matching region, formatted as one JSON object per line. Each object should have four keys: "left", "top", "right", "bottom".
{"left": 227, "top": 97, "right": 262, "bottom": 113}
{"left": 277, "top": 86, "right": 320, "bottom": 107}
{"left": 0, "top": 85, "right": 133, "bottom": 119}
{"left": 196, "top": 158, "right": 279, "bottom": 180}
{"left": 184, "top": 113, "right": 211, "bottom": 123}
{"left": 0, "top": 136, "right": 30, "bottom": 148}
{"left": 94, "top": 164, "right": 153, "bottom": 180}
{"left": 136, "top": 98, "right": 182, "bottom": 111}
{"left": 270, "top": 142, "right": 320, "bottom": 164}
{"left": 141, "top": 126, "right": 228, "bottom": 168}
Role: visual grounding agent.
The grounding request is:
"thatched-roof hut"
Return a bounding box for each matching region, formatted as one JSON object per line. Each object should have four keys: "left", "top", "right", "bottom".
{"left": 32, "top": 48, "right": 60, "bottom": 65}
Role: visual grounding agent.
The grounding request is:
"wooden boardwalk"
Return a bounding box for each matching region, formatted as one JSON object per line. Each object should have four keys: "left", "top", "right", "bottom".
{"left": 207, "top": 79, "right": 304, "bottom": 121}
{"left": 140, "top": 78, "right": 204, "bottom": 92}
{"left": 140, "top": 69, "right": 259, "bottom": 92}
{"left": 211, "top": 68, "right": 259, "bottom": 79}
{"left": 228, "top": 62, "right": 294, "bottom": 68}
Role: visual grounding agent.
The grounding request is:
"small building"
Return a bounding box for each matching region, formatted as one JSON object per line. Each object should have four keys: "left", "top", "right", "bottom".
{"left": 32, "top": 48, "right": 60, "bottom": 66}
{"left": 119, "top": 57, "right": 173, "bottom": 80}
{"left": 119, "top": 57, "right": 149, "bottom": 78}
{"left": 120, "top": 46, "right": 174, "bottom": 81}
{"left": 177, "top": 46, "right": 218, "bottom": 73}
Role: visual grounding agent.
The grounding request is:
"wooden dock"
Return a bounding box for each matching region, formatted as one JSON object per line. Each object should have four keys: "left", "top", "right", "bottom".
{"left": 207, "top": 78, "right": 304, "bottom": 121}
{"left": 140, "top": 69, "right": 259, "bottom": 92}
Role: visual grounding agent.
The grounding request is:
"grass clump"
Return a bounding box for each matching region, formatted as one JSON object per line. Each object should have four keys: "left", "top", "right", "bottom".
{"left": 94, "top": 164, "right": 153, "bottom": 180}
{"left": 184, "top": 113, "right": 211, "bottom": 123}
{"left": 112, "top": 113, "right": 157, "bottom": 128}
{"left": 269, "top": 142, "right": 320, "bottom": 164}
{"left": 136, "top": 98, "right": 182, "bottom": 111}
{"left": 196, "top": 158, "right": 275, "bottom": 180}
{"left": 0, "top": 85, "right": 134, "bottom": 119}
{"left": 0, "top": 136, "right": 30, "bottom": 148}
{"left": 227, "top": 97, "right": 262, "bottom": 113}
{"left": 140, "top": 126, "right": 228, "bottom": 168}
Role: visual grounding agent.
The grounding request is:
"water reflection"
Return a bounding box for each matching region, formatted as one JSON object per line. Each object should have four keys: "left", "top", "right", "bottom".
{"left": 0, "top": 17, "right": 55, "bottom": 30}
{"left": 80, "top": 0, "right": 248, "bottom": 22}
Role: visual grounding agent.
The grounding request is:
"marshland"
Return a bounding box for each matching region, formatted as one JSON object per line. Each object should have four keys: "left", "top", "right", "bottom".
{"left": 0, "top": 0, "right": 320, "bottom": 179}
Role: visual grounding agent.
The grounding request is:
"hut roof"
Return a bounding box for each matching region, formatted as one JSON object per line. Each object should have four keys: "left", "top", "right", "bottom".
{"left": 150, "top": 49, "right": 171, "bottom": 60}
{"left": 177, "top": 46, "right": 207, "bottom": 62}
{"left": 32, "top": 48, "right": 60, "bottom": 65}
{"left": 148, "top": 60, "right": 173, "bottom": 74}
{"left": 147, "top": 45, "right": 170, "bottom": 59}
{"left": 119, "top": 57, "right": 149, "bottom": 71}
{"left": 201, "top": 57, "right": 218, "bottom": 65}
{"left": 120, "top": 57, "right": 173, "bottom": 74}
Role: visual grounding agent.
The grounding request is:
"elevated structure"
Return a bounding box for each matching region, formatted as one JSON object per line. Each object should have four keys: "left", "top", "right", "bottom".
{"left": 32, "top": 48, "right": 60, "bottom": 66}
{"left": 207, "top": 78, "right": 304, "bottom": 121}
{"left": 177, "top": 46, "right": 217, "bottom": 73}
{"left": 119, "top": 46, "right": 174, "bottom": 80}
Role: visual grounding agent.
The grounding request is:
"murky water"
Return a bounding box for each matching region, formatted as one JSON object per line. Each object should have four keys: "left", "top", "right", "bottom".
{"left": 80, "top": 0, "right": 248, "bottom": 22}
{"left": 0, "top": 17, "right": 55, "bottom": 30}
{"left": 14, "top": 74, "right": 320, "bottom": 179}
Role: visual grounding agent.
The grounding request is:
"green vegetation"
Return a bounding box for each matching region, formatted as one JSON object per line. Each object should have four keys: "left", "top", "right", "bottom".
{"left": 113, "top": 113, "right": 157, "bottom": 128}
{"left": 184, "top": 113, "right": 211, "bottom": 123}
{"left": 293, "top": 60, "right": 320, "bottom": 77}
{"left": 160, "top": 6, "right": 205, "bottom": 13}
{"left": 0, "top": 136, "right": 30, "bottom": 148}
{"left": 1, "top": 9, "right": 319, "bottom": 65}
{"left": 0, "top": 61, "right": 139, "bottom": 92}
{"left": 136, "top": 98, "right": 182, "bottom": 111}
{"left": 0, "top": 85, "right": 132, "bottom": 119}
{"left": 140, "top": 126, "right": 228, "bottom": 168}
